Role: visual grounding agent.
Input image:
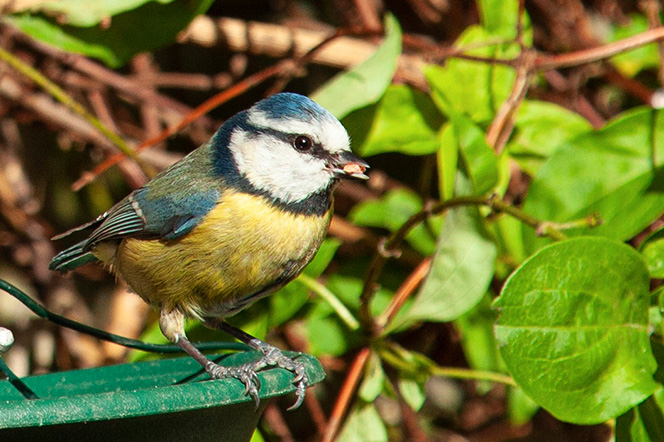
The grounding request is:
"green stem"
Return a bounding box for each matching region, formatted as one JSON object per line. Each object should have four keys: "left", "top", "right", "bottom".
{"left": 428, "top": 366, "right": 516, "bottom": 386}
{"left": 379, "top": 344, "right": 516, "bottom": 386}
{"left": 0, "top": 279, "right": 247, "bottom": 353}
{"left": 297, "top": 274, "right": 360, "bottom": 330}
{"left": 0, "top": 45, "right": 153, "bottom": 176}
{"left": 359, "top": 194, "right": 576, "bottom": 330}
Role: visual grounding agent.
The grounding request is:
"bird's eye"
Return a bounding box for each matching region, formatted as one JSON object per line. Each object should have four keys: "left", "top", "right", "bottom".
{"left": 293, "top": 135, "right": 314, "bottom": 152}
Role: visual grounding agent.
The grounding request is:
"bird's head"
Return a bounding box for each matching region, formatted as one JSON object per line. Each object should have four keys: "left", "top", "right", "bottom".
{"left": 221, "top": 93, "right": 369, "bottom": 206}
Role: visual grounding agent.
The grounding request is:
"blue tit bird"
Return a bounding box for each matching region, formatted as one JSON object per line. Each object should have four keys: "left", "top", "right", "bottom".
{"left": 49, "top": 92, "right": 369, "bottom": 409}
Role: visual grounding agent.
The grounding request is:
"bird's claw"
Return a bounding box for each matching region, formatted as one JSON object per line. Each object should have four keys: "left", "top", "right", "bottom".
{"left": 260, "top": 347, "right": 309, "bottom": 410}
{"left": 204, "top": 346, "right": 310, "bottom": 410}
{"left": 205, "top": 361, "right": 262, "bottom": 409}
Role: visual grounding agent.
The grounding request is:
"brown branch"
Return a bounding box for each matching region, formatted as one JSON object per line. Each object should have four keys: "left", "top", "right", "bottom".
{"left": 263, "top": 403, "right": 296, "bottom": 442}
{"left": 375, "top": 257, "right": 431, "bottom": 332}
{"left": 321, "top": 347, "right": 371, "bottom": 442}
{"left": 181, "top": 16, "right": 426, "bottom": 88}
{"left": 535, "top": 26, "right": 664, "bottom": 71}
{"left": 350, "top": 0, "right": 382, "bottom": 31}
{"left": 17, "top": 30, "right": 214, "bottom": 127}
{"left": 486, "top": 50, "right": 535, "bottom": 152}
{"left": 71, "top": 62, "right": 286, "bottom": 191}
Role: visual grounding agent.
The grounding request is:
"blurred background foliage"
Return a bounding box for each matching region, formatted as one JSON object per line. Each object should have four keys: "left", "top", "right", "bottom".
{"left": 4, "top": 0, "right": 664, "bottom": 441}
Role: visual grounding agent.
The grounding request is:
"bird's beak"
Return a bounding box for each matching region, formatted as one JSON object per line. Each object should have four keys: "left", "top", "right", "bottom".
{"left": 331, "top": 152, "right": 370, "bottom": 180}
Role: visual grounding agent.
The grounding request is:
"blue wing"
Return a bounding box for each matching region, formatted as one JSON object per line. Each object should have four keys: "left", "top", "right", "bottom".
{"left": 86, "top": 185, "right": 221, "bottom": 248}
{"left": 49, "top": 187, "right": 220, "bottom": 273}
{"left": 50, "top": 132, "right": 227, "bottom": 272}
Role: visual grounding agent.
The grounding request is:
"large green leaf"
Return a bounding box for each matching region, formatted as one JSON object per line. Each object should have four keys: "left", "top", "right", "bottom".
{"left": 311, "top": 14, "right": 401, "bottom": 119}
{"left": 5, "top": 0, "right": 213, "bottom": 67}
{"left": 494, "top": 237, "right": 657, "bottom": 424}
{"left": 507, "top": 100, "right": 593, "bottom": 176}
{"left": 523, "top": 108, "right": 664, "bottom": 250}
{"left": 392, "top": 205, "right": 497, "bottom": 328}
{"left": 425, "top": 26, "right": 518, "bottom": 124}
{"left": 342, "top": 84, "right": 444, "bottom": 156}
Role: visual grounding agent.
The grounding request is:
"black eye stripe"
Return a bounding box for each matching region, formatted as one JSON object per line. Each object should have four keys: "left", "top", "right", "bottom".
{"left": 238, "top": 119, "right": 331, "bottom": 160}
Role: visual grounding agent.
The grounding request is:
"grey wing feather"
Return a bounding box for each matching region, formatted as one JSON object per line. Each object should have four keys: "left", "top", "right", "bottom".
{"left": 81, "top": 196, "right": 147, "bottom": 251}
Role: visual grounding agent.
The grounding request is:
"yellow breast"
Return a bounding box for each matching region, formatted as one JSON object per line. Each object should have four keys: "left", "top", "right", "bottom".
{"left": 109, "top": 191, "right": 331, "bottom": 319}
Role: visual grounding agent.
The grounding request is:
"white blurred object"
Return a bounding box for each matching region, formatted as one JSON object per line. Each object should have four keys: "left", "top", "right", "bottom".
{"left": 0, "top": 327, "right": 14, "bottom": 353}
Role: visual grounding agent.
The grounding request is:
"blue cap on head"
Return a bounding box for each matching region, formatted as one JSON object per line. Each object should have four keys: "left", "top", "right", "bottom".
{"left": 251, "top": 92, "right": 333, "bottom": 124}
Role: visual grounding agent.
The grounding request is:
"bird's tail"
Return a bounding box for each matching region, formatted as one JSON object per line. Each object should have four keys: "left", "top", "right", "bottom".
{"left": 49, "top": 240, "right": 98, "bottom": 273}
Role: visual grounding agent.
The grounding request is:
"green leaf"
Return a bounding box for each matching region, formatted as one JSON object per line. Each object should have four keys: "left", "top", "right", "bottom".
{"left": 393, "top": 205, "right": 497, "bottom": 328}
{"left": 609, "top": 14, "right": 660, "bottom": 77}
{"left": 5, "top": 0, "right": 213, "bottom": 67}
{"left": 311, "top": 14, "right": 401, "bottom": 119}
{"left": 350, "top": 188, "right": 441, "bottom": 256}
{"left": 494, "top": 237, "right": 657, "bottom": 424}
{"left": 8, "top": 0, "right": 175, "bottom": 27}
{"left": 507, "top": 100, "right": 593, "bottom": 176}
{"left": 617, "top": 406, "right": 643, "bottom": 442}
{"left": 639, "top": 395, "right": 664, "bottom": 442}
{"left": 616, "top": 392, "right": 664, "bottom": 442}
{"left": 454, "top": 293, "right": 502, "bottom": 392}
{"left": 438, "top": 124, "right": 459, "bottom": 199}
{"left": 337, "top": 402, "right": 388, "bottom": 442}
{"left": 491, "top": 214, "right": 526, "bottom": 276}
{"left": 249, "top": 428, "right": 266, "bottom": 442}
{"left": 477, "top": 0, "right": 530, "bottom": 40}
{"left": 342, "top": 84, "right": 444, "bottom": 156}
{"left": 639, "top": 228, "right": 664, "bottom": 278}
{"left": 359, "top": 351, "right": 386, "bottom": 402}
{"left": 507, "top": 386, "right": 539, "bottom": 425}
{"left": 450, "top": 113, "right": 499, "bottom": 194}
{"left": 306, "top": 314, "right": 352, "bottom": 357}
{"left": 398, "top": 377, "right": 426, "bottom": 411}
{"left": 425, "top": 26, "right": 518, "bottom": 124}
{"left": 523, "top": 108, "right": 664, "bottom": 250}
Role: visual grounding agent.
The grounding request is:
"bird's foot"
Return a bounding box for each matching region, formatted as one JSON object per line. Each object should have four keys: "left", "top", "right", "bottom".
{"left": 251, "top": 341, "right": 309, "bottom": 410}
{"left": 205, "top": 361, "right": 262, "bottom": 408}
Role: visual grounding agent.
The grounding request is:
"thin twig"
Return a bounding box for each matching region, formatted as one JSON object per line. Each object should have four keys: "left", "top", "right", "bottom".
{"left": 486, "top": 50, "right": 535, "bottom": 152}
{"left": 359, "top": 194, "right": 574, "bottom": 330}
{"left": 71, "top": 62, "right": 286, "bottom": 191}
{"left": 375, "top": 257, "right": 431, "bottom": 332}
{"left": 322, "top": 347, "right": 371, "bottom": 442}
{"left": 305, "top": 390, "right": 328, "bottom": 438}
{"left": 535, "top": 26, "right": 664, "bottom": 71}
{"left": 0, "top": 45, "right": 155, "bottom": 178}
{"left": 20, "top": 32, "right": 213, "bottom": 126}
{"left": 263, "top": 403, "right": 296, "bottom": 442}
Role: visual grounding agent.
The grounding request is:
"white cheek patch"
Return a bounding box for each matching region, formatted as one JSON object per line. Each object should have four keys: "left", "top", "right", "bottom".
{"left": 229, "top": 129, "right": 333, "bottom": 203}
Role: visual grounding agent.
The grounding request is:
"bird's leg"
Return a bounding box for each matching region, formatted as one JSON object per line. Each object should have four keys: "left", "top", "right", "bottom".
{"left": 204, "top": 318, "right": 309, "bottom": 410}
{"left": 160, "top": 310, "right": 261, "bottom": 407}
